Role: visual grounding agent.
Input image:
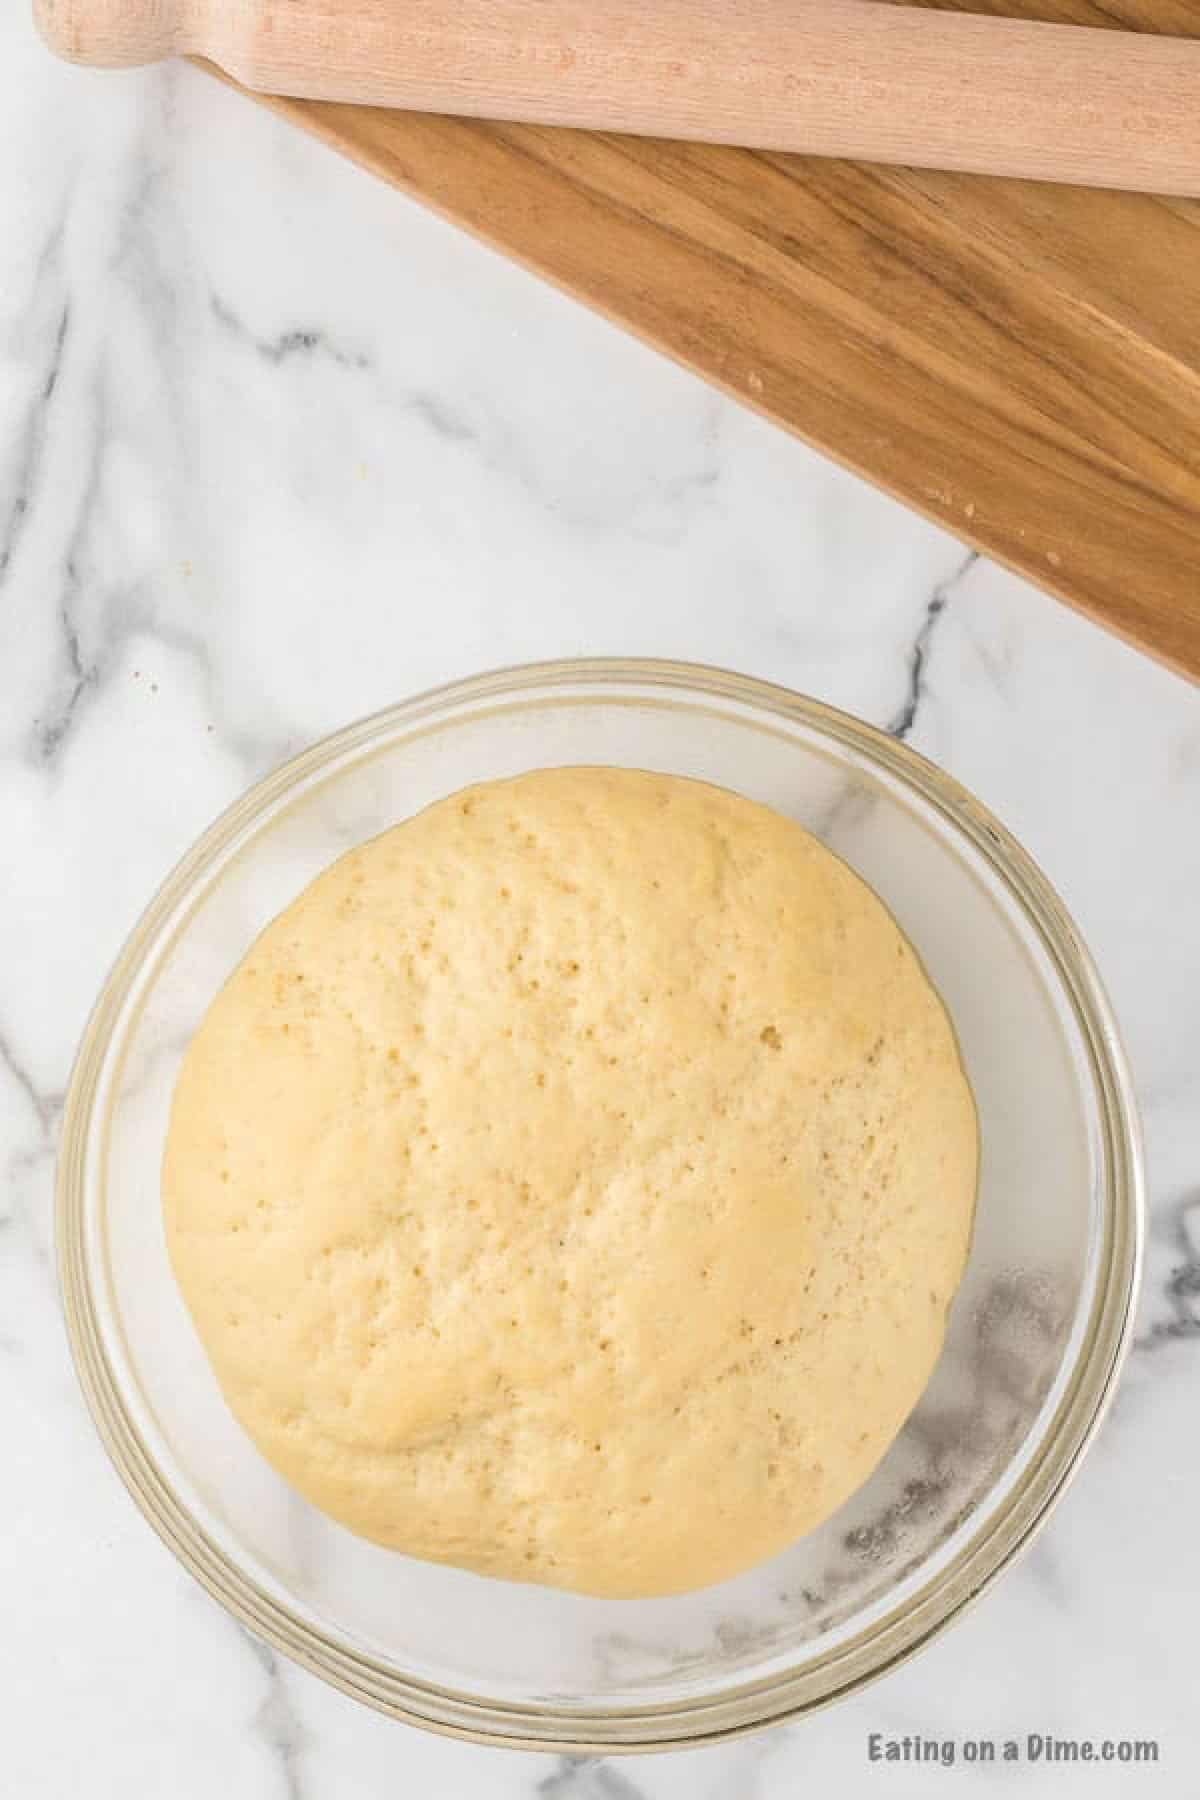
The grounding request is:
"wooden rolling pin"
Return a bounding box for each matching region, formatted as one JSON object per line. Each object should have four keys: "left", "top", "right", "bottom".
{"left": 35, "top": 0, "right": 1200, "bottom": 194}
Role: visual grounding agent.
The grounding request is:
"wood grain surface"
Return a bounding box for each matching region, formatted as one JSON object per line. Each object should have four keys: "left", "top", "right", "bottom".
{"left": 205, "top": 0, "right": 1200, "bottom": 680}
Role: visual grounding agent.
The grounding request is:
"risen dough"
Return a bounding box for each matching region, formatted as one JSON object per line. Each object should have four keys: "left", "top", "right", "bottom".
{"left": 164, "top": 767, "right": 977, "bottom": 1597}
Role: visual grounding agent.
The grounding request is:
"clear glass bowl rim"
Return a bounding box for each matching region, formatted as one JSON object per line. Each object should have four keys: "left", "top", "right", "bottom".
{"left": 56, "top": 657, "right": 1144, "bottom": 1752}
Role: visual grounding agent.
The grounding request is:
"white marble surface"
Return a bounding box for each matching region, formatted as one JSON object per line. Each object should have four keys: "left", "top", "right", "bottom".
{"left": 2, "top": 8, "right": 1198, "bottom": 1795}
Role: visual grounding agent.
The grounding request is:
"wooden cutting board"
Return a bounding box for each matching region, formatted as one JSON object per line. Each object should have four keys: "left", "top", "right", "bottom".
{"left": 205, "top": 0, "right": 1200, "bottom": 681}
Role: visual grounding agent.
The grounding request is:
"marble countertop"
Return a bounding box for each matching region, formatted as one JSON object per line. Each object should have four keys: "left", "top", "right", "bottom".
{"left": 2, "top": 10, "right": 1197, "bottom": 1796}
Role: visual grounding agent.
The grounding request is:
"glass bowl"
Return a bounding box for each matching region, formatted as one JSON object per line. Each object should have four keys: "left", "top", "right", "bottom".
{"left": 58, "top": 659, "right": 1142, "bottom": 1751}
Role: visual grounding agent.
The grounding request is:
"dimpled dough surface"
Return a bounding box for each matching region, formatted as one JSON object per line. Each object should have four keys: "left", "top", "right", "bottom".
{"left": 164, "top": 767, "right": 977, "bottom": 1598}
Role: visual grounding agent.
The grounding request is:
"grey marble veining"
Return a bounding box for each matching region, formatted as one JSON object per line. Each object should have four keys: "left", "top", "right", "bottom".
{"left": 1, "top": 5, "right": 1197, "bottom": 1796}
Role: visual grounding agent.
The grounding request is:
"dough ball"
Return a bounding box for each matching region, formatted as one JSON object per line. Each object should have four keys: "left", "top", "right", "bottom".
{"left": 164, "top": 768, "right": 977, "bottom": 1597}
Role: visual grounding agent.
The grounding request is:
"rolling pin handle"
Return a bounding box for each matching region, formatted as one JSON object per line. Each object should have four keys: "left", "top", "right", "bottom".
{"left": 33, "top": 0, "right": 187, "bottom": 66}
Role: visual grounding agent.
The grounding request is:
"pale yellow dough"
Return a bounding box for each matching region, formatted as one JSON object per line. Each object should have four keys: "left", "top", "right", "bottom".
{"left": 164, "top": 768, "right": 977, "bottom": 1597}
